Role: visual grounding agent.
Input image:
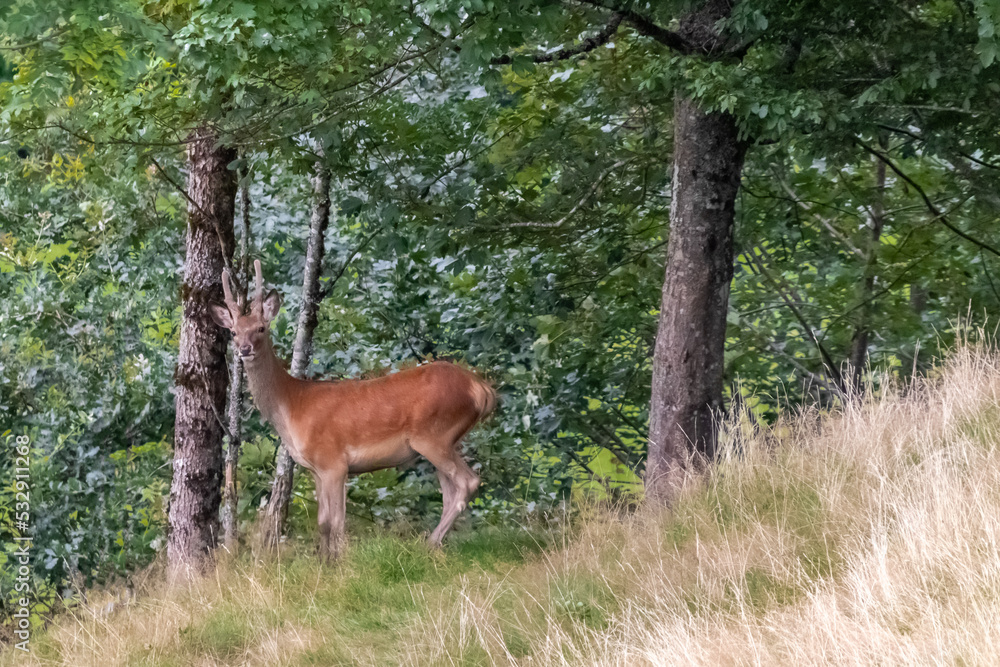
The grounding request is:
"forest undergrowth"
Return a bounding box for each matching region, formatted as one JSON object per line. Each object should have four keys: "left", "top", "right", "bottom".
{"left": 7, "top": 345, "right": 1000, "bottom": 666}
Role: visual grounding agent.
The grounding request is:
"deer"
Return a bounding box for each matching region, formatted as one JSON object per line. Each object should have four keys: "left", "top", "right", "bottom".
{"left": 209, "top": 260, "right": 495, "bottom": 560}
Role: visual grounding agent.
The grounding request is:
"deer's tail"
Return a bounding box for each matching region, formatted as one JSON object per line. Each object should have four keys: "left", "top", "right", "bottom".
{"left": 470, "top": 376, "right": 498, "bottom": 422}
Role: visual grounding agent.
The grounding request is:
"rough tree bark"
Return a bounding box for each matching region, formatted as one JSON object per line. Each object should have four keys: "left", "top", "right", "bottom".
{"left": 257, "top": 158, "right": 332, "bottom": 549}
{"left": 221, "top": 176, "right": 252, "bottom": 549}
{"left": 643, "top": 0, "right": 749, "bottom": 503}
{"left": 645, "top": 98, "right": 747, "bottom": 502}
{"left": 167, "top": 127, "right": 237, "bottom": 576}
{"left": 847, "top": 155, "right": 887, "bottom": 391}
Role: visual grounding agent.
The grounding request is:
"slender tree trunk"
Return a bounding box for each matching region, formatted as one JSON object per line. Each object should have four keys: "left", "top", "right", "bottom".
{"left": 257, "top": 159, "right": 332, "bottom": 549}
{"left": 221, "top": 354, "right": 244, "bottom": 549}
{"left": 909, "top": 284, "right": 927, "bottom": 315}
{"left": 645, "top": 97, "right": 747, "bottom": 503}
{"left": 221, "top": 176, "right": 252, "bottom": 549}
{"left": 167, "top": 128, "right": 237, "bottom": 577}
{"left": 848, "top": 156, "right": 886, "bottom": 391}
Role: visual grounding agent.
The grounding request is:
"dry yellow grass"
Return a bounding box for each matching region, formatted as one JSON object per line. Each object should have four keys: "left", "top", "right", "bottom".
{"left": 8, "top": 345, "right": 1000, "bottom": 666}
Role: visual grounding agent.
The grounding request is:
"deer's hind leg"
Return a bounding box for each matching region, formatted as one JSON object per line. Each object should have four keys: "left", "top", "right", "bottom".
{"left": 429, "top": 466, "right": 458, "bottom": 548}
{"left": 416, "top": 439, "right": 480, "bottom": 548}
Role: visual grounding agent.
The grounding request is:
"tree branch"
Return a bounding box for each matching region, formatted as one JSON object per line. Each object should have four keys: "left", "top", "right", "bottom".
{"left": 875, "top": 123, "right": 1000, "bottom": 171}
{"left": 743, "top": 250, "right": 846, "bottom": 391}
{"left": 575, "top": 0, "right": 693, "bottom": 54}
{"left": 491, "top": 13, "right": 624, "bottom": 65}
{"left": 742, "top": 320, "right": 845, "bottom": 398}
{"left": 980, "top": 249, "right": 1000, "bottom": 306}
{"left": 818, "top": 240, "right": 951, "bottom": 344}
{"left": 150, "top": 153, "right": 237, "bottom": 273}
{"left": 773, "top": 175, "right": 865, "bottom": 259}
{"left": 562, "top": 444, "right": 601, "bottom": 479}
{"left": 0, "top": 28, "right": 68, "bottom": 51}
{"left": 149, "top": 156, "right": 205, "bottom": 221}
{"left": 317, "top": 226, "right": 384, "bottom": 301}
{"left": 577, "top": 418, "right": 644, "bottom": 471}
{"left": 506, "top": 159, "right": 628, "bottom": 229}
{"left": 855, "top": 138, "right": 1000, "bottom": 259}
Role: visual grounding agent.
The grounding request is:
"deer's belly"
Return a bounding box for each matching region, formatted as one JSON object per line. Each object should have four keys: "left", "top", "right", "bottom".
{"left": 345, "top": 437, "right": 419, "bottom": 474}
{"left": 275, "top": 425, "right": 315, "bottom": 471}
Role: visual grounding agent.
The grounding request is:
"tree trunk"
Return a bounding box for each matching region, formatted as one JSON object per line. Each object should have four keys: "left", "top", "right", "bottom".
{"left": 221, "top": 354, "right": 244, "bottom": 549}
{"left": 847, "top": 155, "right": 886, "bottom": 391}
{"left": 221, "top": 176, "right": 252, "bottom": 550}
{"left": 645, "top": 97, "right": 747, "bottom": 503}
{"left": 167, "top": 128, "right": 237, "bottom": 577}
{"left": 257, "top": 159, "right": 332, "bottom": 549}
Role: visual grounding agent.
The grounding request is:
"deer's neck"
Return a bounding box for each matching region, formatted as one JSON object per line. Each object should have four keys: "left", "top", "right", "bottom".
{"left": 243, "top": 342, "right": 298, "bottom": 436}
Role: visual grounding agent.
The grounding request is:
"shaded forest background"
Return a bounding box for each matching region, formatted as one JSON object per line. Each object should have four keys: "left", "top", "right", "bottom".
{"left": 2, "top": 0, "right": 1000, "bottom": 629}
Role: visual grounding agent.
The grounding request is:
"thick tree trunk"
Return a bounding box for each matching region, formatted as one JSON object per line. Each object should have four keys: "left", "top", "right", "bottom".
{"left": 221, "top": 177, "right": 251, "bottom": 549}
{"left": 645, "top": 97, "right": 747, "bottom": 503}
{"left": 848, "top": 156, "right": 886, "bottom": 391}
{"left": 167, "top": 128, "right": 237, "bottom": 577}
{"left": 257, "top": 159, "right": 331, "bottom": 549}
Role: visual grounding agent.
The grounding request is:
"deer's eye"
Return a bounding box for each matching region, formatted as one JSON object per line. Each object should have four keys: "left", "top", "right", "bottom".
{"left": 258, "top": 326, "right": 265, "bottom": 333}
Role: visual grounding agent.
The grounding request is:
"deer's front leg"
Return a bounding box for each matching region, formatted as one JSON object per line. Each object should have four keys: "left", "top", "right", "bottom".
{"left": 317, "top": 466, "right": 348, "bottom": 562}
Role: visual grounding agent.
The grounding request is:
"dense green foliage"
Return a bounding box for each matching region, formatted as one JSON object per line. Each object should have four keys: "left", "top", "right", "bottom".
{"left": 2, "top": 0, "right": 999, "bottom": 636}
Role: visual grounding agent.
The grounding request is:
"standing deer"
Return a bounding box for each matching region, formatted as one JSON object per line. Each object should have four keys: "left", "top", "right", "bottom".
{"left": 209, "top": 260, "right": 495, "bottom": 560}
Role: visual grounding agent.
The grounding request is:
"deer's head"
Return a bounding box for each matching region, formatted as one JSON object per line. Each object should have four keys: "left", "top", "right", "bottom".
{"left": 210, "top": 259, "right": 281, "bottom": 362}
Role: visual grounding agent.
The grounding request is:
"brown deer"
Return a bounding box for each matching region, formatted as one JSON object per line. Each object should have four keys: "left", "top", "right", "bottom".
{"left": 209, "top": 260, "right": 495, "bottom": 560}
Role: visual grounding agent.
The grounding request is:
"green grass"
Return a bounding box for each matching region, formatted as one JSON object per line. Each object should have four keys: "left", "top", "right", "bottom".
{"left": 178, "top": 605, "right": 253, "bottom": 660}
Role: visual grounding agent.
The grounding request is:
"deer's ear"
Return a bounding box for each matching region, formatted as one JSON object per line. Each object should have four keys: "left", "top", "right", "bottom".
{"left": 209, "top": 303, "right": 234, "bottom": 330}
{"left": 262, "top": 289, "right": 281, "bottom": 322}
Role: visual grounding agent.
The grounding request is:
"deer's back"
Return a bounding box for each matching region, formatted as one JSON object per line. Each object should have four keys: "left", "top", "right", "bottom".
{"left": 288, "top": 361, "right": 488, "bottom": 472}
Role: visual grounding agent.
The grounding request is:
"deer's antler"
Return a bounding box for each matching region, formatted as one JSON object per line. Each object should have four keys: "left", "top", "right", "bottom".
{"left": 221, "top": 268, "right": 240, "bottom": 318}
{"left": 253, "top": 259, "right": 265, "bottom": 312}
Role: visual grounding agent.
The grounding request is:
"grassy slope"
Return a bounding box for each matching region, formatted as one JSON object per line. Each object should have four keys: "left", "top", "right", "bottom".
{"left": 8, "top": 347, "right": 1000, "bottom": 666}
